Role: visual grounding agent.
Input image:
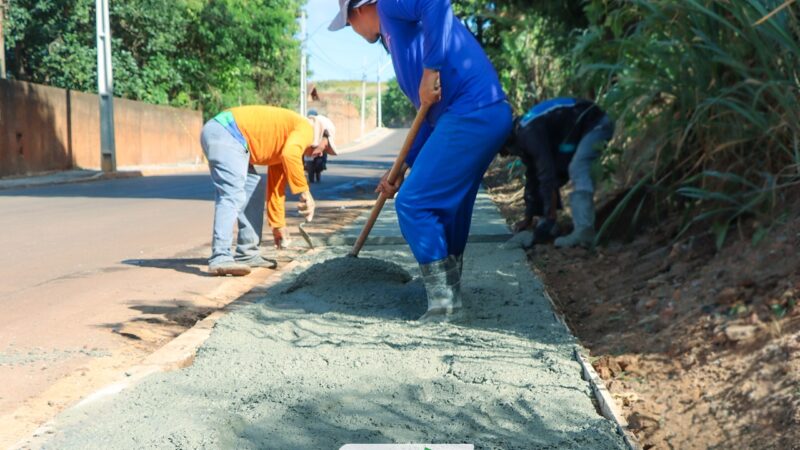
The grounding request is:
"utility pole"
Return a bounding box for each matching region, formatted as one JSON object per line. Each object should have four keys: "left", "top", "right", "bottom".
{"left": 0, "top": 0, "right": 6, "bottom": 79}
{"left": 96, "top": 0, "right": 116, "bottom": 172}
{"left": 376, "top": 54, "right": 381, "bottom": 128}
{"left": 360, "top": 71, "right": 366, "bottom": 138}
{"left": 299, "top": 10, "right": 307, "bottom": 117}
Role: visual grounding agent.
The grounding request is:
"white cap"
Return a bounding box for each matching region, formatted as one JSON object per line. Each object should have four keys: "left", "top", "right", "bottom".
{"left": 328, "top": 0, "right": 377, "bottom": 31}
{"left": 309, "top": 114, "right": 337, "bottom": 155}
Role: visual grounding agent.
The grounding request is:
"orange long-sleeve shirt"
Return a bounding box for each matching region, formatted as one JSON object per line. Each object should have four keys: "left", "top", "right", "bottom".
{"left": 228, "top": 106, "right": 312, "bottom": 228}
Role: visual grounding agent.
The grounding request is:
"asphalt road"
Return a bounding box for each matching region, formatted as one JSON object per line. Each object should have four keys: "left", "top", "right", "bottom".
{"left": 0, "top": 129, "right": 406, "bottom": 446}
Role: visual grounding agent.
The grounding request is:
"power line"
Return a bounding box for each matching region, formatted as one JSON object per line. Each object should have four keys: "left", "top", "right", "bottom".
{"left": 306, "top": 20, "right": 327, "bottom": 39}
{"left": 307, "top": 36, "right": 362, "bottom": 78}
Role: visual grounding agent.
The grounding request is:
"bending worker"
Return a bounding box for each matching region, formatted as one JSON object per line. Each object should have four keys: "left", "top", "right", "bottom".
{"left": 330, "top": 0, "right": 512, "bottom": 321}
{"left": 200, "top": 106, "right": 337, "bottom": 276}
{"left": 504, "top": 98, "right": 614, "bottom": 248}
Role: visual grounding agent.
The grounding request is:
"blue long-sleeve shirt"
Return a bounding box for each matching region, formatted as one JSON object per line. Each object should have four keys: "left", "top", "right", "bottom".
{"left": 378, "top": 0, "right": 506, "bottom": 166}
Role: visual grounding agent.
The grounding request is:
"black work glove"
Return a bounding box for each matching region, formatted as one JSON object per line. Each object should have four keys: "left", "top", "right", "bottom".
{"left": 532, "top": 218, "right": 559, "bottom": 244}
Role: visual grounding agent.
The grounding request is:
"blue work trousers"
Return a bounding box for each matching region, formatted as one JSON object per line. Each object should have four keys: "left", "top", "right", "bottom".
{"left": 200, "top": 120, "right": 267, "bottom": 265}
{"left": 395, "top": 101, "right": 513, "bottom": 264}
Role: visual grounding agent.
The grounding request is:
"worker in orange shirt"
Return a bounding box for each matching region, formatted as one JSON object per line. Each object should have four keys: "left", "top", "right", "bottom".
{"left": 200, "top": 106, "right": 337, "bottom": 276}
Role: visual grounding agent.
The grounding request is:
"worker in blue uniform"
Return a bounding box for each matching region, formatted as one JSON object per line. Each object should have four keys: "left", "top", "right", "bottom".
{"left": 330, "top": 0, "right": 512, "bottom": 321}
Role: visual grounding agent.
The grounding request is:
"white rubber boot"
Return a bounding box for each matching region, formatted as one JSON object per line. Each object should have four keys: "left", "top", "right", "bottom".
{"left": 418, "top": 256, "right": 463, "bottom": 322}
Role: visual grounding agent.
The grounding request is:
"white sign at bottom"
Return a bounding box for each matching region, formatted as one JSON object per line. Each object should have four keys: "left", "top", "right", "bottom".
{"left": 341, "top": 445, "right": 473, "bottom": 450}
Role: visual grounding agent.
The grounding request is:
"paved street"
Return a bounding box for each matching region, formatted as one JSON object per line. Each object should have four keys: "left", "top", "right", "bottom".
{"left": 0, "top": 129, "right": 404, "bottom": 446}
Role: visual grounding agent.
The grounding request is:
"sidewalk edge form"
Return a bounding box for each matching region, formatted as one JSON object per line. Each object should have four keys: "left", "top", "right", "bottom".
{"left": 538, "top": 281, "right": 641, "bottom": 450}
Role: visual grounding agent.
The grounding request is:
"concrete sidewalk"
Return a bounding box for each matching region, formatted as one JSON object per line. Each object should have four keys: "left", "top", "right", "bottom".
{"left": 328, "top": 191, "right": 512, "bottom": 248}
{"left": 28, "top": 190, "right": 626, "bottom": 449}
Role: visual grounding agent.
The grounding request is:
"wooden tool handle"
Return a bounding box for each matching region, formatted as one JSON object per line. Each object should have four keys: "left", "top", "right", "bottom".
{"left": 349, "top": 103, "right": 431, "bottom": 257}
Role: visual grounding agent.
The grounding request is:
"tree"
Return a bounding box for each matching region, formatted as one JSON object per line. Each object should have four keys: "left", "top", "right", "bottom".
{"left": 4, "top": 0, "right": 303, "bottom": 117}
{"left": 185, "top": 0, "right": 301, "bottom": 117}
{"left": 382, "top": 79, "right": 415, "bottom": 128}
{"left": 5, "top": 0, "right": 97, "bottom": 91}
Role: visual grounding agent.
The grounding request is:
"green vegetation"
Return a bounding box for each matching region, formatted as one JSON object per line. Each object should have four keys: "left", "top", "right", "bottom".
{"left": 578, "top": 0, "right": 800, "bottom": 247}
{"left": 382, "top": 79, "right": 415, "bottom": 127}
{"left": 452, "top": 0, "right": 800, "bottom": 247}
{"left": 4, "top": 0, "right": 303, "bottom": 118}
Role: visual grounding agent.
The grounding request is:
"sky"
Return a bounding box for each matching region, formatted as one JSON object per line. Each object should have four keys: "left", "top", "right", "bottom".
{"left": 303, "top": 0, "right": 396, "bottom": 82}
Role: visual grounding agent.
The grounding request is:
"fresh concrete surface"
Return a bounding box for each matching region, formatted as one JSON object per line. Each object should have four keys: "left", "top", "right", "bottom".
{"left": 328, "top": 191, "right": 512, "bottom": 248}
{"left": 32, "top": 179, "right": 626, "bottom": 449}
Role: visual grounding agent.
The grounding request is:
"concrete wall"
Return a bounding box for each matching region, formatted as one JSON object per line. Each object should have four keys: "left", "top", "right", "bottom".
{"left": 0, "top": 79, "right": 203, "bottom": 177}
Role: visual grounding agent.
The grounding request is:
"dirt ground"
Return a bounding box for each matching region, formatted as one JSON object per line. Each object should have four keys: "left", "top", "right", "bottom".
{"left": 484, "top": 157, "right": 800, "bottom": 450}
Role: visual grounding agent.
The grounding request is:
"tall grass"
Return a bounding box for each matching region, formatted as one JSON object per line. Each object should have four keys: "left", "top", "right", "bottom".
{"left": 576, "top": 0, "right": 800, "bottom": 247}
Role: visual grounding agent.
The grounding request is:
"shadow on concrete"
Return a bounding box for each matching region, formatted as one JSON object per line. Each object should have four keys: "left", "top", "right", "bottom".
{"left": 212, "top": 384, "right": 596, "bottom": 449}
{"left": 96, "top": 299, "right": 217, "bottom": 341}
{"left": 122, "top": 257, "right": 210, "bottom": 276}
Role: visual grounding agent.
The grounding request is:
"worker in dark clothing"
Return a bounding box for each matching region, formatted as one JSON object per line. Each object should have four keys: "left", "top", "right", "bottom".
{"left": 304, "top": 109, "right": 330, "bottom": 183}
{"left": 503, "top": 98, "right": 614, "bottom": 248}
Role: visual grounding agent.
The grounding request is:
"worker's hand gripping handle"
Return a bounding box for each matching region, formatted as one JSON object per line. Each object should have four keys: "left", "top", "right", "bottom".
{"left": 349, "top": 103, "right": 431, "bottom": 257}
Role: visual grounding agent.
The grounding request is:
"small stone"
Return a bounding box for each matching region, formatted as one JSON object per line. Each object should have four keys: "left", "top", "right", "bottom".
{"left": 617, "top": 355, "right": 640, "bottom": 375}
{"left": 725, "top": 324, "right": 757, "bottom": 342}
{"left": 659, "top": 303, "right": 676, "bottom": 322}
{"left": 627, "top": 412, "right": 658, "bottom": 431}
{"left": 619, "top": 392, "right": 639, "bottom": 407}
{"left": 592, "top": 355, "right": 623, "bottom": 378}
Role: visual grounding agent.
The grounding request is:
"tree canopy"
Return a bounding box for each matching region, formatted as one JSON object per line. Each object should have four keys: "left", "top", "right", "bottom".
{"left": 4, "top": 0, "right": 303, "bottom": 118}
